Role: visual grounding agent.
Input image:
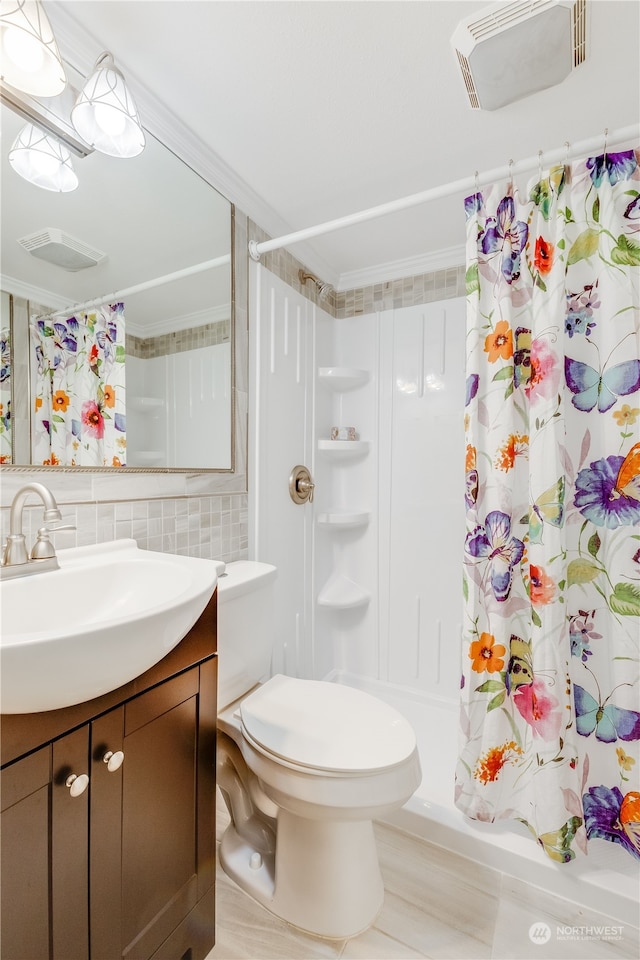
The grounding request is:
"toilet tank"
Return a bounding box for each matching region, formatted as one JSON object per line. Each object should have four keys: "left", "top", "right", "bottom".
{"left": 216, "top": 560, "right": 277, "bottom": 709}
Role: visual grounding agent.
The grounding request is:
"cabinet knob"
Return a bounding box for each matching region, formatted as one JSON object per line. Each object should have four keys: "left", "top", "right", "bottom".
{"left": 65, "top": 773, "right": 89, "bottom": 797}
{"left": 103, "top": 750, "right": 125, "bottom": 772}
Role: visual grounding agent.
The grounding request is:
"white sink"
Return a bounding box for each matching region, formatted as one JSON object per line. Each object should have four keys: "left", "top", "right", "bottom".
{"left": 0, "top": 539, "right": 221, "bottom": 714}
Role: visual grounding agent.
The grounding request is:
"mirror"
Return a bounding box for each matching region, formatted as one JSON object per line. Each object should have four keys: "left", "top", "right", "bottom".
{"left": 0, "top": 92, "right": 233, "bottom": 472}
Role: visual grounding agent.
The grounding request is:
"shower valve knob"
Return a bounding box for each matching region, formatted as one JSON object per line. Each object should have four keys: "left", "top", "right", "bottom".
{"left": 289, "top": 465, "right": 315, "bottom": 505}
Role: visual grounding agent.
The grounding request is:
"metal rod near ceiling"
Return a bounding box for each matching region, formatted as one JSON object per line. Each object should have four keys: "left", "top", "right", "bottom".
{"left": 248, "top": 123, "right": 640, "bottom": 261}
{"left": 36, "top": 254, "right": 231, "bottom": 320}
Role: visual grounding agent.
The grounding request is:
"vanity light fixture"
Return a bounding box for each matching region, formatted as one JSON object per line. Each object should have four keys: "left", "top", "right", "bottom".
{"left": 8, "top": 121, "right": 78, "bottom": 191}
{"left": 0, "top": 0, "right": 66, "bottom": 97}
{"left": 71, "top": 51, "right": 145, "bottom": 158}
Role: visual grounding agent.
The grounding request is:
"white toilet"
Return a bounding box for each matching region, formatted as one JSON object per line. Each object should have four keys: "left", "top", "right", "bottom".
{"left": 215, "top": 560, "right": 422, "bottom": 939}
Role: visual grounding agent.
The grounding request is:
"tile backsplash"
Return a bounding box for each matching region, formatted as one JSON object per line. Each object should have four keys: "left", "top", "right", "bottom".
{"left": 0, "top": 493, "right": 248, "bottom": 564}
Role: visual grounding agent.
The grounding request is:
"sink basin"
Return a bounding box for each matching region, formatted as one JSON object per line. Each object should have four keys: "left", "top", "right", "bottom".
{"left": 0, "top": 539, "right": 222, "bottom": 714}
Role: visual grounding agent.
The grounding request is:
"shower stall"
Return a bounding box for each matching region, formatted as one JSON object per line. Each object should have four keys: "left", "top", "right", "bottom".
{"left": 249, "top": 262, "right": 638, "bottom": 928}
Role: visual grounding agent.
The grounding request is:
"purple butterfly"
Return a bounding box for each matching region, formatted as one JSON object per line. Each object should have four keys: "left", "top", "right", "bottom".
{"left": 586, "top": 151, "right": 637, "bottom": 187}
{"left": 565, "top": 357, "right": 640, "bottom": 413}
{"left": 465, "top": 510, "right": 524, "bottom": 602}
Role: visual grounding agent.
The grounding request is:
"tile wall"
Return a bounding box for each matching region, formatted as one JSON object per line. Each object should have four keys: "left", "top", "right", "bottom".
{"left": 127, "top": 318, "right": 230, "bottom": 359}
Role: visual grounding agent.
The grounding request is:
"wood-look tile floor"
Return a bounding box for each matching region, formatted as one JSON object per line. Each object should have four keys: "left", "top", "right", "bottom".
{"left": 207, "top": 796, "right": 639, "bottom": 960}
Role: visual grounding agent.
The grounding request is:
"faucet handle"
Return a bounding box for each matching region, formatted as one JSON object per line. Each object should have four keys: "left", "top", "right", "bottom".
{"left": 30, "top": 524, "right": 76, "bottom": 560}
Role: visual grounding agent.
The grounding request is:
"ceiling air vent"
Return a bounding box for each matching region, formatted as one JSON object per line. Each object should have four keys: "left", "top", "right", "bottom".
{"left": 451, "top": 0, "right": 587, "bottom": 111}
{"left": 17, "top": 228, "right": 107, "bottom": 271}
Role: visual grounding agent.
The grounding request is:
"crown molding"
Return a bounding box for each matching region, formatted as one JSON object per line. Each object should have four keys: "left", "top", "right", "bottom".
{"left": 128, "top": 304, "right": 230, "bottom": 340}
{"left": 336, "top": 244, "right": 465, "bottom": 292}
{"left": 0, "top": 274, "right": 70, "bottom": 310}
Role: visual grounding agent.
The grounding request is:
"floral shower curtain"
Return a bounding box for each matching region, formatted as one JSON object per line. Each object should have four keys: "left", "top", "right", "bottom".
{"left": 31, "top": 302, "right": 126, "bottom": 467}
{"left": 456, "top": 148, "right": 640, "bottom": 863}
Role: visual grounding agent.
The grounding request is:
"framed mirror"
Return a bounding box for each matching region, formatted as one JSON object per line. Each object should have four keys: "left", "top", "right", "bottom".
{"left": 0, "top": 93, "right": 233, "bottom": 472}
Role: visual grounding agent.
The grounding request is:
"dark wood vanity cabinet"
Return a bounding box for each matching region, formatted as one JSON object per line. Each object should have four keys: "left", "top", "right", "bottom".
{"left": 1, "top": 594, "right": 218, "bottom": 960}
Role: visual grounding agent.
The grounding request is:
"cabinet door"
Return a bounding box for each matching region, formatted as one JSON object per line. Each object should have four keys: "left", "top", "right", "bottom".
{"left": 51, "top": 725, "right": 90, "bottom": 960}
{"left": 120, "top": 669, "right": 201, "bottom": 959}
{"left": 90, "top": 705, "right": 125, "bottom": 960}
{"left": 1, "top": 746, "right": 51, "bottom": 960}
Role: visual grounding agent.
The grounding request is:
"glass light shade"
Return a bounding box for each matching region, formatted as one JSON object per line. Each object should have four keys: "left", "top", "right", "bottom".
{"left": 0, "top": 0, "right": 66, "bottom": 96}
{"left": 9, "top": 122, "right": 78, "bottom": 192}
{"left": 71, "top": 52, "right": 145, "bottom": 158}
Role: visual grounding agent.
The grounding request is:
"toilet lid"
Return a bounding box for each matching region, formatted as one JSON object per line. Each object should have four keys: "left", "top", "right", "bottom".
{"left": 239, "top": 675, "right": 417, "bottom": 772}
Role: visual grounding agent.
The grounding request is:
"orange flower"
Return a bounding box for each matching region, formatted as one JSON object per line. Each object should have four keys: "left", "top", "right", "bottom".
{"left": 465, "top": 444, "right": 477, "bottom": 471}
{"left": 495, "top": 433, "right": 529, "bottom": 471}
{"left": 533, "top": 236, "right": 554, "bottom": 274}
{"left": 469, "top": 633, "right": 506, "bottom": 674}
{"left": 42, "top": 453, "right": 60, "bottom": 466}
{"left": 52, "top": 390, "right": 70, "bottom": 412}
{"left": 474, "top": 740, "right": 523, "bottom": 784}
{"left": 112, "top": 455, "right": 122, "bottom": 467}
{"left": 35, "top": 396, "right": 43, "bottom": 411}
{"left": 103, "top": 384, "right": 116, "bottom": 408}
{"left": 484, "top": 320, "right": 513, "bottom": 363}
{"left": 529, "top": 565, "right": 556, "bottom": 605}
{"left": 620, "top": 791, "right": 640, "bottom": 827}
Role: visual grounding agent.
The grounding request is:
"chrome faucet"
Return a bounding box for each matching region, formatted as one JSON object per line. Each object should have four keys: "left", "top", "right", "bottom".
{"left": 1, "top": 482, "right": 74, "bottom": 580}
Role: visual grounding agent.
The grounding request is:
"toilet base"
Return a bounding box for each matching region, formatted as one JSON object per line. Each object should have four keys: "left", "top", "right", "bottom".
{"left": 219, "top": 810, "right": 384, "bottom": 939}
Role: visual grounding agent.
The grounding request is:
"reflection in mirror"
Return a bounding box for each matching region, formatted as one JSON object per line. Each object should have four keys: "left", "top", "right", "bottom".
{"left": 0, "top": 89, "right": 233, "bottom": 472}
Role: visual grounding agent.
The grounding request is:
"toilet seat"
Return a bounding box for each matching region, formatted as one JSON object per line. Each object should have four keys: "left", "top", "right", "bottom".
{"left": 239, "top": 674, "right": 417, "bottom": 773}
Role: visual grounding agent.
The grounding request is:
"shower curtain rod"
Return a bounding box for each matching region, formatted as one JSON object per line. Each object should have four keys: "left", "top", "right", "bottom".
{"left": 37, "top": 253, "right": 231, "bottom": 320}
{"left": 248, "top": 123, "right": 640, "bottom": 261}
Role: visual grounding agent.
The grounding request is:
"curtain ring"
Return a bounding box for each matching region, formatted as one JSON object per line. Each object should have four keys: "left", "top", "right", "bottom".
{"left": 474, "top": 170, "right": 479, "bottom": 195}
{"left": 564, "top": 140, "right": 571, "bottom": 168}
{"left": 603, "top": 127, "right": 608, "bottom": 159}
{"left": 508, "top": 158, "right": 514, "bottom": 191}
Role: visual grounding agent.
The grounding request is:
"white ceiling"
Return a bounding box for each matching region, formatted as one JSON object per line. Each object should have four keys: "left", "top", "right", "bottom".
{"left": 27, "top": 1, "right": 640, "bottom": 288}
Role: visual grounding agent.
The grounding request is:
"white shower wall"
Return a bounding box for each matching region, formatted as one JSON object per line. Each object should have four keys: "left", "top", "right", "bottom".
{"left": 127, "top": 342, "right": 231, "bottom": 468}
{"left": 318, "top": 299, "right": 466, "bottom": 702}
{"left": 251, "top": 263, "right": 466, "bottom": 702}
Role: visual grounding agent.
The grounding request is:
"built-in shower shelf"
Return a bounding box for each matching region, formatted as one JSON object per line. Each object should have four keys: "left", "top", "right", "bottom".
{"left": 130, "top": 397, "right": 164, "bottom": 413}
{"left": 318, "top": 439, "right": 369, "bottom": 453}
{"left": 317, "top": 574, "right": 370, "bottom": 610}
{"left": 317, "top": 511, "right": 370, "bottom": 529}
{"left": 318, "top": 367, "right": 369, "bottom": 390}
